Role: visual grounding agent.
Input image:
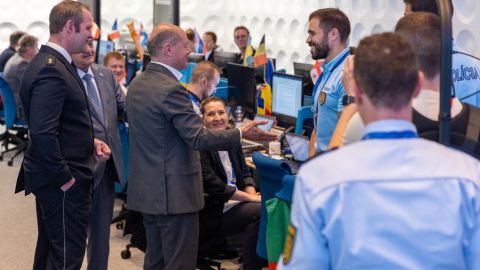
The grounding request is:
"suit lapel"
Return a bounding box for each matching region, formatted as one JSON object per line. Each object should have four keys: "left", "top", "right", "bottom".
{"left": 91, "top": 64, "right": 108, "bottom": 129}
{"left": 40, "top": 45, "right": 85, "bottom": 91}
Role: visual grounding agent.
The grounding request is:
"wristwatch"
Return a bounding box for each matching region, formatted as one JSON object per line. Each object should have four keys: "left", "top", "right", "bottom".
{"left": 342, "top": 95, "right": 355, "bottom": 106}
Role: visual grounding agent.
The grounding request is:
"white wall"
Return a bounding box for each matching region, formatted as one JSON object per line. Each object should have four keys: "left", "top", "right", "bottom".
{"left": 0, "top": 0, "right": 478, "bottom": 72}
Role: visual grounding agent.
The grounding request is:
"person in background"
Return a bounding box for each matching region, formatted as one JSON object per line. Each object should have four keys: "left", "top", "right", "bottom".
{"left": 126, "top": 23, "right": 276, "bottom": 270}
{"left": 4, "top": 34, "right": 38, "bottom": 119}
{"left": 403, "top": 0, "right": 480, "bottom": 107}
{"left": 203, "top": 31, "right": 218, "bottom": 62}
{"left": 72, "top": 40, "right": 126, "bottom": 270}
{"left": 278, "top": 32, "right": 480, "bottom": 270}
{"left": 233, "top": 26, "right": 254, "bottom": 64}
{"left": 104, "top": 50, "right": 128, "bottom": 94}
{"left": 199, "top": 96, "right": 262, "bottom": 270}
{"left": 187, "top": 61, "right": 220, "bottom": 114}
{"left": 0, "top": 30, "right": 26, "bottom": 73}
{"left": 185, "top": 27, "right": 197, "bottom": 53}
{"left": 306, "top": 8, "right": 351, "bottom": 155}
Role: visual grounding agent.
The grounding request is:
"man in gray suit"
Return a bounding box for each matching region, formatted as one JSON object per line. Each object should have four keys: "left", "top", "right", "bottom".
{"left": 127, "top": 23, "right": 276, "bottom": 270}
{"left": 72, "top": 41, "right": 126, "bottom": 270}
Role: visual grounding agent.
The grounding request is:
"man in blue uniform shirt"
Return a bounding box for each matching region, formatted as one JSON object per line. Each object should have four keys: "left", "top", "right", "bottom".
{"left": 306, "top": 8, "right": 351, "bottom": 155}
{"left": 278, "top": 33, "right": 480, "bottom": 269}
{"left": 404, "top": 0, "right": 480, "bottom": 107}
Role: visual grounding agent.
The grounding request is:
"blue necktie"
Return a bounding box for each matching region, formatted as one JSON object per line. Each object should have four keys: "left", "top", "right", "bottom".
{"left": 82, "top": 73, "right": 104, "bottom": 123}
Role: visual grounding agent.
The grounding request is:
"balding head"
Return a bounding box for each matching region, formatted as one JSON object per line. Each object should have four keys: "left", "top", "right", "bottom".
{"left": 147, "top": 24, "right": 191, "bottom": 70}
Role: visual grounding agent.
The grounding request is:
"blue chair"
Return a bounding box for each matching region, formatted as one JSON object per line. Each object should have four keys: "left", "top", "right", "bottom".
{"left": 115, "top": 121, "right": 129, "bottom": 193}
{"left": 0, "top": 78, "right": 27, "bottom": 166}
{"left": 275, "top": 175, "right": 296, "bottom": 203}
{"left": 252, "top": 151, "right": 293, "bottom": 259}
{"left": 180, "top": 62, "right": 197, "bottom": 84}
{"left": 295, "top": 106, "right": 314, "bottom": 135}
{"left": 217, "top": 77, "right": 228, "bottom": 88}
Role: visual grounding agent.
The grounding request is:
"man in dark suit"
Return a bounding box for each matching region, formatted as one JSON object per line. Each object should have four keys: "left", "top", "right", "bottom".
{"left": 72, "top": 41, "right": 126, "bottom": 270}
{"left": 127, "top": 23, "right": 276, "bottom": 270}
{"left": 203, "top": 31, "right": 218, "bottom": 63}
{"left": 15, "top": 1, "right": 110, "bottom": 269}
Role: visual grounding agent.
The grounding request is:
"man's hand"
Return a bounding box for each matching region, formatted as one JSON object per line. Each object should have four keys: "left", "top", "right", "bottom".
{"left": 240, "top": 120, "right": 278, "bottom": 141}
{"left": 94, "top": 138, "right": 111, "bottom": 162}
{"left": 342, "top": 55, "right": 355, "bottom": 96}
{"left": 60, "top": 178, "right": 76, "bottom": 192}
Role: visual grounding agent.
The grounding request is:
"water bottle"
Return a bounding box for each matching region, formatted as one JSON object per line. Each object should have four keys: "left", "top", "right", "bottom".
{"left": 234, "top": 105, "right": 244, "bottom": 123}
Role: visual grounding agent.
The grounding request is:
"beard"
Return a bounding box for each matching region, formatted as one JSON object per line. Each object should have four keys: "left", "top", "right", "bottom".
{"left": 311, "top": 35, "right": 330, "bottom": 60}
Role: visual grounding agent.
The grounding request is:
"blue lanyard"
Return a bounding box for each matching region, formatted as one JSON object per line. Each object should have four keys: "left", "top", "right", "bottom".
{"left": 312, "top": 50, "right": 351, "bottom": 100}
{"left": 362, "top": 130, "right": 418, "bottom": 140}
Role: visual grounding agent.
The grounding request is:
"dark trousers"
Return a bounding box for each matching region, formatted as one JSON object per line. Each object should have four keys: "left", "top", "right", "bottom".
{"left": 142, "top": 212, "right": 199, "bottom": 270}
{"left": 87, "top": 170, "right": 116, "bottom": 270}
{"left": 32, "top": 181, "right": 91, "bottom": 270}
{"left": 222, "top": 201, "right": 262, "bottom": 270}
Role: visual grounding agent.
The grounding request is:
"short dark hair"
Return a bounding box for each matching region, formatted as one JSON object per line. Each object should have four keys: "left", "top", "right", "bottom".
{"left": 49, "top": 0, "right": 91, "bottom": 34}
{"left": 233, "top": 26, "right": 250, "bottom": 36}
{"left": 354, "top": 33, "right": 419, "bottom": 111}
{"left": 103, "top": 51, "right": 125, "bottom": 66}
{"left": 203, "top": 31, "right": 217, "bottom": 43}
{"left": 17, "top": 35, "right": 39, "bottom": 54}
{"left": 395, "top": 12, "right": 441, "bottom": 80}
{"left": 9, "top": 31, "right": 26, "bottom": 47}
{"left": 190, "top": 61, "right": 220, "bottom": 84}
{"left": 200, "top": 96, "right": 225, "bottom": 115}
{"left": 185, "top": 28, "right": 195, "bottom": 41}
{"left": 403, "top": 0, "right": 454, "bottom": 16}
{"left": 309, "top": 8, "right": 351, "bottom": 44}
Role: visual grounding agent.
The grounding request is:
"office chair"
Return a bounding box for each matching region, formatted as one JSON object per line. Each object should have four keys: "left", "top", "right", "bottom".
{"left": 180, "top": 62, "right": 198, "bottom": 84}
{"left": 252, "top": 151, "right": 293, "bottom": 260}
{"left": 294, "top": 106, "right": 314, "bottom": 135}
{"left": 0, "top": 78, "right": 27, "bottom": 166}
{"left": 112, "top": 121, "right": 129, "bottom": 229}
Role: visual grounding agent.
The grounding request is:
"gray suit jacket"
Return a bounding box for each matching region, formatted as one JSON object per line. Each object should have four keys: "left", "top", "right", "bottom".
{"left": 126, "top": 63, "right": 241, "bottom": 215}
{"left": 90, "top": 63, "right": 126, "bottom": 189}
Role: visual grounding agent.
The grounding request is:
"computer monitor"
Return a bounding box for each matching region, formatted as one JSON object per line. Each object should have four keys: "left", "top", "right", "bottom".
{"left": 188, "top": 53, "right": 205, "bottom": 63}
{"left": 227, "top": 63, "right": 256, "bottom": 118}
{"left": 214, "top": 51, "right": 239, "bottom": 77}
{"left": 271, "top": 72, "right": 304, "bottom": 125}
{"left": 293, "top": 62, "right": 314, "bottom": 97}
{"left": 95, "top": 40, "right": 115, "bottom": 65}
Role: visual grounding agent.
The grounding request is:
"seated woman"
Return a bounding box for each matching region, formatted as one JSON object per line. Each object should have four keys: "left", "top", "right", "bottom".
{"left": 199, "top": 96, "right": 262, "bottom": 270}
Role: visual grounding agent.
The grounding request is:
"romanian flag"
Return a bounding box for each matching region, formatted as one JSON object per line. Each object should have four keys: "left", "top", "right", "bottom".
{"left": 127, "top": 21, "right": 144, "bottom": 60}
{"left": 243, "top": 37, "right": 254, "bottom": 67}
{"left": 91, "top": 22, "right": 100, "bottom": 40}
{"left": 193, "top": 28, "right": 204, "bottom": 54}
{"left": 253, "top": 35, "right": 267, "bottom": 68}
{"left": 139, "top": 23, "right": 148, "bottom": 48}
{"left": 257, "top": 59, "right": 275, "bottom": 115}
{"left": 108, "top": 19, "right": 120, "bottom": 41}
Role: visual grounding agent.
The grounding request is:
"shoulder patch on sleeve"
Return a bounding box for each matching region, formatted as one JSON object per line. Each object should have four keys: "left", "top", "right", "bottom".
{"left": 46, "top": 56, "right": 56, "bottom": 66}
{"left": 282, "top": 224, "right": 297, "bottom": 265}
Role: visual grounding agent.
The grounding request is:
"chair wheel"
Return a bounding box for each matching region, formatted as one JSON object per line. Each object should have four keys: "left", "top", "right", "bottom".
{"left": 7, "top": 160, "right": 13, "bottom": 166}
{"left": 116, "top": 222, "right": 124, "bottom": 230}
{"left": 121, "top": 249, "right": 131, "bottom": 259}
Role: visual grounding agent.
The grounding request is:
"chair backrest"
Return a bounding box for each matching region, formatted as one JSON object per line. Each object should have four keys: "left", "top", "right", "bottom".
{"left": 295, "top": 105, "right": 313, "bottom": 135}
{"left": 0, "top": 78, "right": 17, "bottom": 128}
{"left": 252, "top": 151, "right": 292, "bottom": 259}
{"left": 115, "top": 121, "right": 129, "bottom": 193}
{"left": 275, "top": 175, "right": 296, "bottom": 203}
{"left": 179, "top": 62, "right": 197, "bottom": 84}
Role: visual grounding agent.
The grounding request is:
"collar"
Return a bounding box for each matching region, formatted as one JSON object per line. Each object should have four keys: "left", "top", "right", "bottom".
{"left": 46, "top": 42, "right": 72, "bottom": 64}
{"left": 187, "top": 90, "right": 202, "bottom": 103}
{"left": 150, "top": 61, "right": 183, "bottom": 81}
{"left": 362, "top": 119, "right": 417, "bottom": 138}
{"left": 321, "top": 47, "right": 350, "bottom": 72}
{"left": 412, "top": 89, "right": 463, "bottom": 120}
{"left": 76, "top": 67, "right": 94, "bottom": 80}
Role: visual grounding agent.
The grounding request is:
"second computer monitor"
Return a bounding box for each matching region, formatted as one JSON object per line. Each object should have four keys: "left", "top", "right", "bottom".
{"left": 272, "top": 72, "right": 304, "bottom": 125}
{"left": 293, "top": 62, "right": 314, "bottom": 97}
{"left": 214, "top": 51, "right": 239, "bottom": 77}
{"left": 227, "top": 63, "right": 256, "bottom": 118}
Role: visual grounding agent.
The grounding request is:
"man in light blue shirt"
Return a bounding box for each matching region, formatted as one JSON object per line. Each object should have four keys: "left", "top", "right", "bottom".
{"left": 306, "top": 8, "right": 351, "bottom": 154}
{"left": 278, "top": 33, "right": 480, "bottom": 270}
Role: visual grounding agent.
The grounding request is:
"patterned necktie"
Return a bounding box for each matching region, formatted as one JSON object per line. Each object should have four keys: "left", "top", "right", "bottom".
{"left": 82, "top": 73, "right": 104, "bottom": 123}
